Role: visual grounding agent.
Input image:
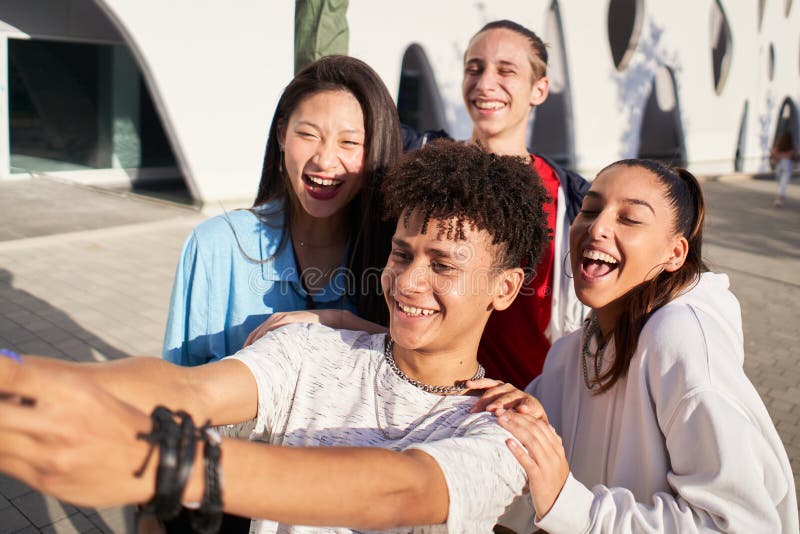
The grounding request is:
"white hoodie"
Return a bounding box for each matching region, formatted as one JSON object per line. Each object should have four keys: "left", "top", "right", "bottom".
{"left": 503, "top": 272, "right": 798, "bottom": 533}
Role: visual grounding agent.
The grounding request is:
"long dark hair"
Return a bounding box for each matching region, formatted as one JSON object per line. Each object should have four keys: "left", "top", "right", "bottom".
{"left": 253, "top": 55, "right": 401, "bottom": 325}
{"left": 592, "top": 159, "right": 708, "bottom": 393}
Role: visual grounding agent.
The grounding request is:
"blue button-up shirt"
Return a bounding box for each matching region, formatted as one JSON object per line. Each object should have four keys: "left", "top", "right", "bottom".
{"left": 163, "top": 201, "right": 356, "bottom": 366}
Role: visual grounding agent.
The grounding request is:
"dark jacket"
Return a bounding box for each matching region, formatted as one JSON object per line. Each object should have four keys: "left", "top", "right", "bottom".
{"left": 535, "top": 153, "right": 590, "bottom": 224}
{"left": 400, "top": 124, "right": 450, "bottom": 152}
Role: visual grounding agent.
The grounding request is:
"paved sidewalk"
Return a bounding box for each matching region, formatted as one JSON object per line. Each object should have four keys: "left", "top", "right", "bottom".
{"left": 701, "top": 176, "right": 800, "bottom": 498}
{"left": 0, "top": 178, "right": 206, "bottom": 533}
{"left": 0, "top": 175, "right": 798, "bottom": 532}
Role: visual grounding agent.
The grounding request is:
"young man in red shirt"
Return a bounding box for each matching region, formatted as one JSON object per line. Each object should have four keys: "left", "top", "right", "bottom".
{"left": 404, "top": 21, "right": 588, "bottom": 388}
{"left": 463, "top": 20, "right": 589, "bottom": 387}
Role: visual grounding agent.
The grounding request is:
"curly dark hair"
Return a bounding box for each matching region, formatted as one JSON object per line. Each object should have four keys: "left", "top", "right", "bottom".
{"left": 381, "top": 140, "right": 551, "bottom": 274}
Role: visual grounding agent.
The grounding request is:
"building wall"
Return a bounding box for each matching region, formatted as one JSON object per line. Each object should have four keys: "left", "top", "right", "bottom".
{"left": 1, "top": 0, "right": 798, "bottom": 203}
{"left": 95, "top": 0, "right": 293, "bottom": 203}
{"left": 0, "top": 0, "right": 293, "bottom": 207}
{"left": 348, "top": 0, "right": 800, "bottom": 177}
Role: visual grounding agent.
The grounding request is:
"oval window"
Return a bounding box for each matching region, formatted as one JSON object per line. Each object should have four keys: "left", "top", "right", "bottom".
{"left": 607, "top": 0, "right": 644, "bottom": 70}
{"left": 710, "top": 0, "right": 733, "bottom": 94}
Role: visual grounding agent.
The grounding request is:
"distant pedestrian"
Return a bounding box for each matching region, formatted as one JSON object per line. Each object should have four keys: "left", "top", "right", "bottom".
{"left": 769, "top": 131, "right": 799, "bottom": 207}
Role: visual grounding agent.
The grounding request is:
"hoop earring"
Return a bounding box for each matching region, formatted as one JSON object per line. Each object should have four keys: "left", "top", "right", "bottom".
{"left": 562, "top": 249, "right": 574, "bottom": 280}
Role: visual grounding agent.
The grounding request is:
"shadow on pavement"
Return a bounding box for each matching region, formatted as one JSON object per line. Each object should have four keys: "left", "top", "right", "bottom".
{"left": 702, "top": 181, "right": 800, "bottom": 261}
{"left": 0, "top": 268, "right": 128, "bottom": 363}
{"left": 0, "top": 267, "right": 135, "bottom": 532}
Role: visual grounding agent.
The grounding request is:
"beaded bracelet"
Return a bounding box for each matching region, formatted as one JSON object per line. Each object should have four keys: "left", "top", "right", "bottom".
{"left": 175, "top": 410, "right": 198, "bottom": 504}
{"left": 189, "top": 423, "right": 224, "bottom": 534}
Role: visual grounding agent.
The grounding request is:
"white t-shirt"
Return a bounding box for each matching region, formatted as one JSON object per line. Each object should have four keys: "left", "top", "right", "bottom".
{"left": 228, "top": 322, "right": 527, "bottom": 534}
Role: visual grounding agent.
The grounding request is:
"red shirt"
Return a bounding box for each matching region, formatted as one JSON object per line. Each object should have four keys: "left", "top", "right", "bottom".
{"left": 478, "top": 155, "right": 560, "bottom": 388}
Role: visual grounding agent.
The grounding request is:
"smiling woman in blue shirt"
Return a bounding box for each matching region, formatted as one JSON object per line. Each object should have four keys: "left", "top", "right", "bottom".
{"left": 163, "top": 55, "right": 402, "bottom": 367}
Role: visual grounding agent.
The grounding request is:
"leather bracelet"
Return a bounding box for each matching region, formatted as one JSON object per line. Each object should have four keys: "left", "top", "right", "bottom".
{"left": 189, "top": 423, "right": 224, "bottom": 534}
{"left": 136, "top": 406, "right": 196, "bottom": 520}
{"left": 175, "top": 410, "right": 197, "bottom": 502}
{"left": 143, "top": 407, "right": 183, "bottom": 518}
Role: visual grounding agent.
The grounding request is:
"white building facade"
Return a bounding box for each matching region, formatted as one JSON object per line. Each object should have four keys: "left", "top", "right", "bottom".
{"left": 0, "top": 0, "right": 798, "bottom": 206}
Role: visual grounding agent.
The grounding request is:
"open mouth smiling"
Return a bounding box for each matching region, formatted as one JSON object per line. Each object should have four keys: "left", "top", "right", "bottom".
{"left": 395, "top": 300, "right": 439, "bottom": 318}
{"left": 303, "top": 174, "right": 344, "bottom": 189}
{"left": 302, "top": 173, "right": 347, "bottom": 200}
{"left": 580, "top": 248, "right": 620, "bottom": 280}
{"left": 472, "top": 99, "right": 507, "bottom": 111}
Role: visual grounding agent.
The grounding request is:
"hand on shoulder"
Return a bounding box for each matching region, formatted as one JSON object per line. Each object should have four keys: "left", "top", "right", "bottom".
{"left": 467, "top": 379, "right": 547, "bottom": 421}
{"left": 244, "top": 309, "right": 387, "bottom": 347}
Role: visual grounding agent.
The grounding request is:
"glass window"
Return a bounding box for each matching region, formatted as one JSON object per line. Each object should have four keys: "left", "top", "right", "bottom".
{"left": 8, "top": 38, "right": 175, "bottom": 174}
{"left": 607, "top": 0, "right": 644, "bottom": 71}
{"left": 710, "top": 0, "right": 733, "bottom": 95}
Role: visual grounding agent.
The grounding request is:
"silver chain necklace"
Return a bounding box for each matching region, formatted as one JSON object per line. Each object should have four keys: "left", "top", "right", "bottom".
{"left": 581, "top": 316, "right": 607, "bottom": 390}
{"left": 373, "top": 337, "right": 484, "bottom": 440}
{"left": 373, "top": 359, "right": 447, "bottom": 440}
{"left": 383, "top": 337, "right": 484, "bottom": 394}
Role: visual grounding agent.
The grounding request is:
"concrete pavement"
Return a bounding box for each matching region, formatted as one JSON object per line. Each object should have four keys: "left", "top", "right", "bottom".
{"left": 0, "top": 178, "right": 205, "bottom": 533}
{"left": 701, "top": 176, "right": 800, "bottom": 498}
{"left": 0, "top": 174, "right": 798, "bottom": 532}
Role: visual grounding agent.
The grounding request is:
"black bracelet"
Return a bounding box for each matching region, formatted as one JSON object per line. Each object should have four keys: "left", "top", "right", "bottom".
{"left": 175, "top": 410, "right": 197, "bottom": 502}
{"left": 135, "top": 406, "right": 197, "bottom": 520}
{"left": 189, "top": 422, "right": 224, "bottom": 534}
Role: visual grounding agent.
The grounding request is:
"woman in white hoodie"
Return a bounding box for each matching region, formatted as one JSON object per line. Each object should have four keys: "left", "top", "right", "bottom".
{"left": 474, "top": 159, "right": 798, "bottom": 533}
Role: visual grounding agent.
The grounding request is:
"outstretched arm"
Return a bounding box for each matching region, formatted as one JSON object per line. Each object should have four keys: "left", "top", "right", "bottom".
{"left": 0, "top": 356, "right": 449, "bottom": 528}
{"left": 19, "top": 353, "right": 257, "bottom": 427}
